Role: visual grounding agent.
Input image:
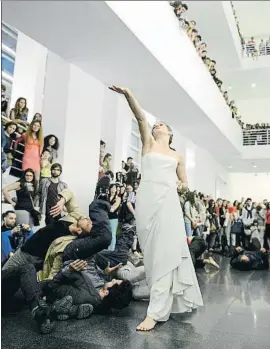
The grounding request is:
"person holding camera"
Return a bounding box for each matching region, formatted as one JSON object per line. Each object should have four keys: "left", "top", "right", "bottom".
{"left": 1, "top": 211, "right": 33, "bottom": 266}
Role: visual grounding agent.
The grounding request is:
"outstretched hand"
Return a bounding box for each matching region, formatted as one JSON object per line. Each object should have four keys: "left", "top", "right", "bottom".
{"left": 69, "top": 259, "right": 88, "bottom": 272}
{"left": 50, "top": 198, "right": 65, "bottom": 217}
{"left": 104, "top": 261, "right": 123, "bottom": 275}
{"left": 109, "top": 85, "right": 130, "bottom": 96}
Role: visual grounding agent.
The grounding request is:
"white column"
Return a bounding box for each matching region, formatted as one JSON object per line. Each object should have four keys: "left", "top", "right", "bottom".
{"left": 42, "top": 51, "right": 70, "bottom": 162}
{"left": 100, "top": 89, "right": 133, "bottom": 174}
{"left": 62, "top": 64, "right": 105, "bottom": 214}
{"left": 11, "top": 32, "right": 47, "bottom": 120}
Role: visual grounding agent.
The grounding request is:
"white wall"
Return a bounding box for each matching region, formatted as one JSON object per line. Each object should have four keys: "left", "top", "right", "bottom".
{"left": 237, "top": 98, "right": 270, "bottom": 124}
{"left": 227, "top": 173, "right": 270, "bottom": 202}
{"left": 11, "top": 32, "right": 47, "bottom": 119}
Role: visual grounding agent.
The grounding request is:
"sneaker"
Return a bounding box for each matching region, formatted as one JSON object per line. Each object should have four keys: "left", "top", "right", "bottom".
{"left": 32, "top": 300, "right": 55, "bottom": 334}
{"left": 53, "top": 296, "right": 73, "bottom": 315}
{"left": 69, "top": 304, "right": 94, "bottom": 320}
{"left": 204, "top": 257, "right": 220, "bottom": 269}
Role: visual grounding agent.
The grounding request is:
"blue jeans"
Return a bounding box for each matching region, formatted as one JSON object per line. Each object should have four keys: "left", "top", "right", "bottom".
{"left": 108, "top": 219, "right": 118, "bottom": 251}
{"left": 185, "top": 221, "right": 193, "bottom": 237}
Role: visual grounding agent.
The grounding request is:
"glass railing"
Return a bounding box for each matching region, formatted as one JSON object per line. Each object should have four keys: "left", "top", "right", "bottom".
{"left": 242, "top": 37, "right": 270, "bottom": 59}
{"left": 243, "top": 128, "right": 270, "bottom": 146}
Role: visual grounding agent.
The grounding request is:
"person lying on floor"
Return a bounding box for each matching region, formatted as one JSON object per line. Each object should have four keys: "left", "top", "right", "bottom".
{"left": 42, "top": 258, "right": 133, "bottom": 319}
{"left": 230, "top": 237, "right": 269, "bottom": 271}
{"left": 2, "top": 189, "right": 94, "bottom": 272}
{"left": 187, "top": 236, "right": 220, "bottom": 269}
{"left": 39, "top": 199, "right": 112, "bottom": 280}
{"left": 41, "top": 223, "right": 147, "bottom": 307}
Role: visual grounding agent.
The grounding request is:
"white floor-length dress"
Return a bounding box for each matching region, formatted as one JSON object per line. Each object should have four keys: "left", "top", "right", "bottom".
{"left": 135, "top": 152, "right": 203, "bottom": 321}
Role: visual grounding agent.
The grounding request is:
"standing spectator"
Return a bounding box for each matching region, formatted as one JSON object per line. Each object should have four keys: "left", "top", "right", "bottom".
{"left": 108, "top": 184, "right": 121, "bottom": 251}
{"left": 183, "top": 191, "right": 201, "bottom": 237}
{"left": 196, "top": 193, "right": 207, "bottom": 236}
{"left": 246, "top": 37, "right": 256, "bottom": 57}
{"left": 2, "top": 169, "right": 39, "bottom": 227}
{"left": 99, "top": 140, "right": 106, "bottom": 178}
{"left": 3, "top": 122, "right": 17, "bottom": 169}
{"left": 38, "top": 163, "right": 67, "bottom": 225}
{"left": 9, "top": 97, "right": 29, "bottom": 127}
{"left": 1, "top": 84, "right": 8, "bottom": 115}
{"left": 207, "top": 199, "right": 219, "bottom": 251}
{"left": 43, "top": 135, "right": 59, "bottom": 163}
{"left": 256, "top": 203, "right": 266, "bottom": 246}
{"left": 266, "top": 37, "right": 270, "bottom": 55}
{"left": 223, "top": 91, "right": 229, "bottom": 105}
{"left": 125, "top": 157, "right": 134, "bottom": 172}
{"left": 102, "top": 153, "right": 112, "bottom": 173}
{"left": 259, "top": 39, "right": 266, "bottom": 55}
{"left": 242, "top": 198, "right": 257, "bottom": 247}
{"left": 1, "top": 124, "right": 7, "bottom": 173}
{"left": 14, "top": 120, "right": 44, "bottom": 186}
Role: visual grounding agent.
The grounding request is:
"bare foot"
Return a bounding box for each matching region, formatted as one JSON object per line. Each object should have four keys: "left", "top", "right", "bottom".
{"left": 136, "top": 316, "right": 157, "bottom": 331}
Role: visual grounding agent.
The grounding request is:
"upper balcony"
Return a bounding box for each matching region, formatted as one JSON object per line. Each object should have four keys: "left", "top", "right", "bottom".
{"left": 2, "top": 1, "right": 248, "bottom": 163}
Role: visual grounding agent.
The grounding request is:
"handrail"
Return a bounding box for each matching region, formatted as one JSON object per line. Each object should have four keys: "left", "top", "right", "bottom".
{"left": 1, "top": 114, "right": 28, "bottom": 132}
{"left": 242, "top": 128, "right": 270, "bottom": 146}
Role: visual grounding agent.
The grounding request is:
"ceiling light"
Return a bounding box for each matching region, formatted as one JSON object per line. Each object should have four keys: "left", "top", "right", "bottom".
{"left": 253, "top": 164, "right": 257, "bottom": 168}
{"left": 228, "top": 165, "right": 232, "bottom": 169}
{"left": 228, "top": 86, "right": 232, "bottom": 90}
{"left": 251, "top": 83, "right": 256, "bottom": 88}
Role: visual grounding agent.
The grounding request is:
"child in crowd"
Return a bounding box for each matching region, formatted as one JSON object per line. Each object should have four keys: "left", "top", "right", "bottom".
{"left": 40, "top": 149, "right": 52, "bottom": 180}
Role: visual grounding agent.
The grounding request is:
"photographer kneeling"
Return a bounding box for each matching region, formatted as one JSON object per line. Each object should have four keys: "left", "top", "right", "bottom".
{"left": 1, "top": 211, "right": 33, "bottom": 266}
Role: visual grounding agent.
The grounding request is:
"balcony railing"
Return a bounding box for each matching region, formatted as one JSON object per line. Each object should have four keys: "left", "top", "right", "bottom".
{"left": 243, "top": 128, "right": 270, "bottom": 146}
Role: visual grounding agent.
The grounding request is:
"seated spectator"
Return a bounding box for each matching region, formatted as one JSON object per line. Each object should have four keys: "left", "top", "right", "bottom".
{"left": 1, "top": 211, "right": 33, "bottom": 266}
{"left": 108, "top": 184, "right": 121, "bottom": 251}
{"left": 43, "top": 134, "right": 59, "bottom": 163}
{"left": 38, "top": 163, "right": 67, "bottom": 225}
{"left": 14, "top": 120, "right": 44, "bottom": 185}
{"left": 1, "top": 84, "right": 8, "bottom": 115}
{"left": 33, "top": 113, "right": 42, "bottom": 123}
{"left": 200, "top": 50, "right": 208, "bottom": 62}
{"left": 2, "top": 188, "right": 92, "bottom": 272}
{"left": 194, "top": 34, "right": 202, "bottom": 49}
{"left": 2, "top": 169, "right": 40, "bottom": 227}
{"left": 3, "top": 121, "right": 17, "bottom": 168}
{"left": 99, "top": 140, "right": 106, "bottom": 178}
{"left": 9, "top": 97, "right": 29, "bottom": 127}
{"left": 102, "top": 153, "right": 112, "bottom": 173}
{"left": 230, "top": 242, "right": 269, "bottom": 271}
{"left": 40, "top": 149, "right": 52, "bottom": 180}
{"left": 118, "top": 184, "right": 136, "bottom": 225}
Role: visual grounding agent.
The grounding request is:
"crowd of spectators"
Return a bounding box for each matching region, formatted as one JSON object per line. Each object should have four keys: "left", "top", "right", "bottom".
{"left": 180, "top": 190, "right": 270, "bottom": 268}
{"left": 230, "top": 1, "right": 270, "bottom": 58}
{"left": 169, "top": 1, "right": 269, "bottom": 133}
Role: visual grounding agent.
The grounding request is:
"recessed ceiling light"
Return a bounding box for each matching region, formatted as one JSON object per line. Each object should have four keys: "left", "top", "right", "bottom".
{"left": 228, "top": 86, "right": 232, "bottom": 90}
{"left": 251, "top": 83, "right": 256, "bottom": 88}
{"left": 253, "top": 164, "right": 257, "bottom": 168}
{"left": 228, "top": 165, "right": 232, "bottom": 169}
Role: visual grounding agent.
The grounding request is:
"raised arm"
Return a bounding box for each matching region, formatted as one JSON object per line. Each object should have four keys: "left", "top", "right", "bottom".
{"left": 176, "top": 154, "right": 188, "bottom": 191}
{"left": 109, "top": 86, "right": 152, "bottom": 149}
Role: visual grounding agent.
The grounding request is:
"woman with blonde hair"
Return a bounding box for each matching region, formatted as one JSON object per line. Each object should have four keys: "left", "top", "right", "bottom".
{"left": 15, "top": 120, "right": 44, "bottom": 185}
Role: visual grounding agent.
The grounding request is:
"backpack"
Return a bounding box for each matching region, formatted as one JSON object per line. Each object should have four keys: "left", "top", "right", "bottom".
{"left": 231, "top": 219, "right": 244, "bottom": 234}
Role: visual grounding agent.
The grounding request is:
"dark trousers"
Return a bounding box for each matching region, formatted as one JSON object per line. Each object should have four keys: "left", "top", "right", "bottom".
{"left": 189, "top": 237, "right": 207, "bottom": 268}
{"left": 248, "top": 237, "right": 261, "bottom": 251}
{"left": 2, "top": 264, "right": 41, "bottom": 311}
{"left": 45, "top": 214, "right": 61, "bottom": 226}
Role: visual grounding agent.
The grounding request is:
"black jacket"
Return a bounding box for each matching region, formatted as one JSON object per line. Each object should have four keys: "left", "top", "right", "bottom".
{"left": 63, "top": 200, "right": 112, "bottom": 262}
{"left": 94, "top": 224, "right": 136, "bottom": 270}
{"left": 230, "top": 249, "right": 269, "bottom": 271}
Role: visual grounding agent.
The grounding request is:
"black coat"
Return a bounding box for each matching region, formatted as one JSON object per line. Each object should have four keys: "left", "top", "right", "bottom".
{"left": 63, "top": 200, "right": 112, "bottom": 262}
{"left": 230, "top": 249, "right": 269, "bottom": 271}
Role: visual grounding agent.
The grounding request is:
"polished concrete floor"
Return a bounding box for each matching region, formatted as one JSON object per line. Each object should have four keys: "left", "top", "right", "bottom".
{"left": 2, "top": 256, "right": 270, "bottom": 349}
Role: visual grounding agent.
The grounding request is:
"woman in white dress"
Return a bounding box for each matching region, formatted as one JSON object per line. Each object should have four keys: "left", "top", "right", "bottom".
{"left": 109, "top": 86, "right": 203, "bottom": 331}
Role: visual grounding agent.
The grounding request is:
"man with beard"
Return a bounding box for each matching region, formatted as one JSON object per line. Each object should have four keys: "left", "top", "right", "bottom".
{"left": 38, "top": 163, "right": 67, "bottom": 225}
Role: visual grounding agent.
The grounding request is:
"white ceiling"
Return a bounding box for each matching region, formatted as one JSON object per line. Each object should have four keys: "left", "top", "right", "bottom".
{"left": 232, "top": 1, "right": 270, "bottom": 38}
